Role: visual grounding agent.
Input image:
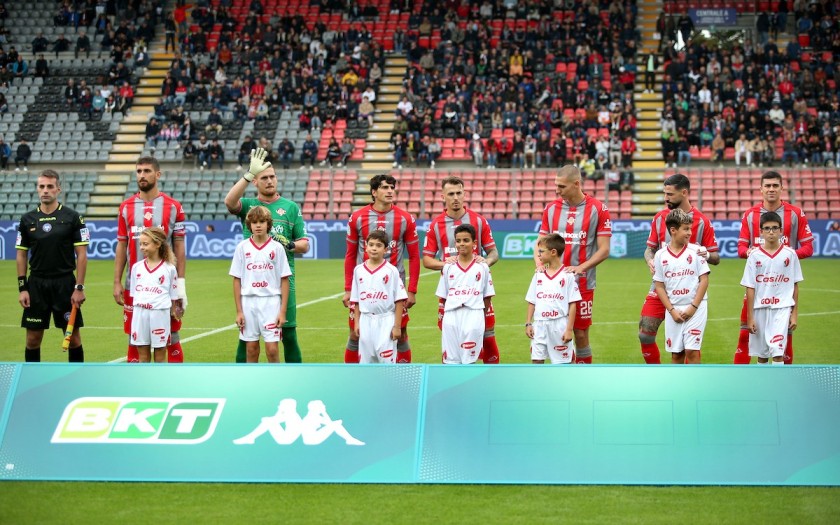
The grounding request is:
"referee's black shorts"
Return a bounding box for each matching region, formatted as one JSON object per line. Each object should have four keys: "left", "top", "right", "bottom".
{"left": 21, "top": 274, "right": 85, "bottom": 331}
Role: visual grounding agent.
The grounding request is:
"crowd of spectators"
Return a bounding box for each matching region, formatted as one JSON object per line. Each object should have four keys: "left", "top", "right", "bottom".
{"left": 154, "top": 1, "right": 388, "bottom": 167}
{"left": 657, "top": 2, "right": 840, "bottom": 169}
{"left": 393, "top": 0, "right": 640, "bottom": 179}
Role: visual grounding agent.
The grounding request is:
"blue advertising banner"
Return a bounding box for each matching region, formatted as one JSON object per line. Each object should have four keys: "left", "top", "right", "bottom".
{"left": 0, "top": 364, "right": 838, "bottom": 485}
{"left": 0, "top": 364, "right": 423, "bottom": 482}
{"left": 688, "top": 8, "right": 738, "bottom": 26}
{"left": 2, "top": 220, "right": 840, "bottom": 260}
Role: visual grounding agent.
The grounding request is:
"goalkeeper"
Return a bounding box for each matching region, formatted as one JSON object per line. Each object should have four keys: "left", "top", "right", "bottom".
{"left": 224, "top": 148, "right": 310, "bottom": 363}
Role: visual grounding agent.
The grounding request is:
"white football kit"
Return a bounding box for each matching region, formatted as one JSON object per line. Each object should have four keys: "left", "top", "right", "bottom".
{"left": 525, "top": 267, "right": 582, "bottom": 364}
{"left": 653, "top": 245, "right": 710, "bottom": 353}
{"left": 350, "top": 261, "right": 408, "bottom": 363}
{"left": 435, "top": 260, "right": 495, "bottom": 364}
{"left": 129, "top": 259, "right": 179, "bottom": 348}
{"left": 740, "top": 245, "right": 803, "bottom": 359}
{"left": 230, "top": 238, "right": 292, "bottom": 342}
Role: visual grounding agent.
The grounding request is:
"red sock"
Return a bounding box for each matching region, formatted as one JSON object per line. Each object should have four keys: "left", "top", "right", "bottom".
{"left": 396, "top": 350, "right": 412, "bottom": 363}
{"left": 344, "top": 349, "right": 360, "bottom": 364}
{"left": 126, "top": 345, "right": 139, "bottom": 363}
{"left": 734, "top": 329, "right": 751, "bottom": 364}
{"left": 641, "top": 342, "right": 661, "bottom": 364}
{"left": 482, "top": 336, "right": 500, "bottom": 364}
{"left": 784, "top": 333, "right": 793, "bottom": 364}
{"left": 167, "top": 342, "right": 184, "bottom": 363}
{"left": 576, "top": 356, "right": 593, "bottom": 364}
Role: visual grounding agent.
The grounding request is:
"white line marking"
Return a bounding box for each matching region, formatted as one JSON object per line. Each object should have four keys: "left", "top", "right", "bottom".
{"left": 108, "top": 271, "right": 440, "bottom": 362}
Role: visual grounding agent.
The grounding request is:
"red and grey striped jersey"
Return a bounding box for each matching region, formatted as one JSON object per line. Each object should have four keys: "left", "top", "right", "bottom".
{"left": 539, "top": 195, "right": 612, "bottom": 291}
{"left": 738, "top": 202, "right": 813, "bottom": 259}
{"left": 117, "top": 192, "right": 186, "bottom": 285}
{"left": 423, "top": 208, "right": 496, "bottom": 260}
{"left": 647, "top": 206, "right": 718, "bottom": 252}
{"left": 345, "top": 204, "right": 420, "bottom": 293}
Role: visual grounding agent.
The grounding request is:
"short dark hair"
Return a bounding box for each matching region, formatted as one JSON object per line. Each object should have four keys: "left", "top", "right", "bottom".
{"left": 39, "top": 169, "right": 61, "bottom": 187}
{"left": 366, "top": 229, "right": 389, "bottom": 246}
{"left": 663, "top": 173, "right": 690, "bottom": 191}
{"left": 760, "top": 211, "right": 782, "bottom": 228}
{"left": 136, "top": 156, "right": 160, "bottom": 172}
{"left": 441, "top": 176, "right": 465, "bottom": 189}
{"left": 454, "top": 223, "right": 476, "bottom": 241}
{"left": 538, "top": 233, "right": 565, "bottom": 255}
{"left": 665, "top": 208, "right": 693, "bottom": 232}
{"left": 761, "top": 170, "right": 784, "bottom": 185}
{"left": 369, "top": 174, "right": 397, "bottom": 199}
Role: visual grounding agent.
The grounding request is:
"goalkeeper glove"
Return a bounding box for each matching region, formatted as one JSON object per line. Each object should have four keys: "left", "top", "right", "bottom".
{"left": 274, "top": 233, "right": 296, "bottom": 252}
{"left": 177, "top": 278, "right": 188, "bottom": 313}
{"left": 244, "top": 147, "right": 271, "bottom": 182}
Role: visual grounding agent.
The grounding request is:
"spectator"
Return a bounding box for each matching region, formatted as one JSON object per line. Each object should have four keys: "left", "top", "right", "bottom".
{"left": 145, "top": 117, "right": 161, "bottom": 147}
{"left": 53, "top": 34, "right": 69, "bottom": 57}
{"left": 34, "top": 54, "right": 49, "bottom": 78}
{"left": 14, "top": 138, "right": 31, "bottom": 171}
{"left": 470, "top": 133, "right": 484, "bottom": 167}
{"left": 300, "top": 134, "right": 317, "bottom": 169}
{"left": 205, "top": 107, "right": 223, "bottom": 134}
{"left": 32, "top": 32, "right": 49, "bottom": 53}
{"left": 0, "top": 137, "right": 10, "bottom": 171}
{"left": 734, "top": 133, "right": 751, "bottom": 167}
{"left": 712, "top": 132, "right": 725, "bottom": 166}
{"left": 511, "top": 132, "right": 525, "bottom": 169}
{"left": 391, "top": 133, "right": 408, "bottom": 169}
{"left": 209, "top": 139, "right": 225, "bottom": 169}
{"left": 237, "top": 135, "right": 258, "bottom": 170}
{"left": 524, "top": 134, "right": 537, "bottom": 169}
{"left": 182, "top": 140, "right": 197, "bottom": 166}
{"left": 339, "top": 138, "right": 355, "bottom": 167}
{"left": 358, "top": 95, "right": 375, "bottom": 127}
{"left": 498, "top": 136, "right": 513, "bottom": 168}
{"left": 75, "top": 30, "right": 91, "bottom": 58}
{"left": 196, "top": 134, "right": 211, "bottom": 169}
{"left": 278, "top": 138, "right": 295, "bottom": 170}
{"left": 427, "top": 136, "right": 441, "bottom": 168}
{"left": 677, "top": 133, "right": 691, "bottom": 167}
{"left": 321, "top": 137, "right": 342, "bottom": 167}
{"left": 10, "top": 56, "right": 27, "bottom": 78}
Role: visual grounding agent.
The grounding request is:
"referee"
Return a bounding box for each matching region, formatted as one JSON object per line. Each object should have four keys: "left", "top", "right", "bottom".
{"left": 16, "top": 170, "right": 90, "bottom": 362}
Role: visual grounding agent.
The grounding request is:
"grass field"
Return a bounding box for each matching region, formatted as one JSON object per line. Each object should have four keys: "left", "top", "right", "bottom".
{"left": 1, "top": 257, "right": 839, "bottom": 523}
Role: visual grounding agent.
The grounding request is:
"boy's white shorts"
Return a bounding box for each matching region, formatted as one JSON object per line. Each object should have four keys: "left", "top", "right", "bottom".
{"left": 749, "top": 308, "right": 790, "bottom": 359}
{"left": 441, "top": 307, "right": 484, "bottom": 364}
{"left": 531, "top": 317, "right": 575, "bottom": 364}
{"left": 664, "top": 301, "right": 707, "bottom": 353}
{"left": 358, "top": 311, "right": 397, "bottom": 364}
{"left": 130, "top": 307, "right": 171, "bottom": 348}
{"left": 241, "top": 295, "right": 281, "bottom": 343}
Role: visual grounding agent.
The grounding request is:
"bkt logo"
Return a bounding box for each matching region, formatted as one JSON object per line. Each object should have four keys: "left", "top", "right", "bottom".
{"left": 502, "top": 233, "right": 539, "bottom": 258}
{"left": 52, "top": 397, "right": 225, "bottom": 444}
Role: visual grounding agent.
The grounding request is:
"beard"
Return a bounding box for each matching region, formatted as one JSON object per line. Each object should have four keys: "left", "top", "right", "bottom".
{"left": 665, "top": 200, "right": 680, "bottom": 209}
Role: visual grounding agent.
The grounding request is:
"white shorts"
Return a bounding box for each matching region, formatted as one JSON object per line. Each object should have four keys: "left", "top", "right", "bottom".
{"left": 241, "top": 295, "right": 281, "bottom": 343}
{"left": 663, "top": 301, "right": 707, "bottom": 353}
{"left": 531, "top": 317, "right": 575, "bottom": 364}
{"left": 358, "top": 311, "right": 397, "bottom": 364}
{"left": 441, "top": 307, "right": 484, "bottom": 364}
{"left": 749, "top": 308, "right": 790, "bottom": 359}
{"left": 130, "top": 307, "right": 171, "bottom": 348}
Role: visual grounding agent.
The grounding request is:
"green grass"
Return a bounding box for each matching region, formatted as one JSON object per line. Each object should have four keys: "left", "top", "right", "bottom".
{"left": 1, "top": 258, "right": 838, "bottom": 364}
{"left": 1, "top": 258, "right": 839, "bottom": 523}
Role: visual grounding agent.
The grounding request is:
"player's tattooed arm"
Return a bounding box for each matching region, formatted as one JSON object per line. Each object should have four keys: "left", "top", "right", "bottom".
{"left": 644, "top": 246, "right": 656, "bottom": 274}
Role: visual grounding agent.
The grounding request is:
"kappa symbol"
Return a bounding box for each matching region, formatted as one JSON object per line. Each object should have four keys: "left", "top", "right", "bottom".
{"left": 233, "top": 399, "right": 365, "bottom": 446}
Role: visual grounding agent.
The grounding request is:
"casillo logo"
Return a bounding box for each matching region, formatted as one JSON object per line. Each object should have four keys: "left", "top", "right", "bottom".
{"left": 52, "top": 397, "right": 225, "bottom": 444}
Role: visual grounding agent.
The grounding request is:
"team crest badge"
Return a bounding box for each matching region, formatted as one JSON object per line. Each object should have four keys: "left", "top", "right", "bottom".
{"left": 158, "top": 275, "right": 165, "bottom": 284}
{"left": 560, "top": 278, "right": 565, "bottom": 286}
{"left": 383, "top": 275, "right": 389, "bottom": 284}
{"left": 475, "top": 272, "right": 481, "bottom": 281}
{"left": 144, "top": 211, "right": 153, "bottom": 221}
{"left": 42, "top": 223, "right": 52, "bottom": 233}
{"left": 784, "top": 257, "right": 789, "bottom": 267}
{"left": 687, "top": 254, "right": 693, "bottom": 264}
{"left": 270, "top": 251, "right": 275, "bottom": 260}
{"left": 278, "top": 208, "right": 286, "bottom": 216}
{"left": 566, "top": 216, "right": 576, "bottom": 225}
{"left": 666, "top": 338, "right": 671, "bottom": 348}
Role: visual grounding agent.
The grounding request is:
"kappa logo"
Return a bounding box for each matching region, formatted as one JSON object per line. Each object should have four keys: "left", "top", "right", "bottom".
{"left": 234, "top": 399, "right": 364, "bottom": 446}
{"left": 52, "top": 397, "right": 225, "bottom": 444}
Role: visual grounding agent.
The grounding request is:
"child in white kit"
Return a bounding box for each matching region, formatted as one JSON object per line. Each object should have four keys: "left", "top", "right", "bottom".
{"left": 350, "top": 230, "right": 408, "bottom": 363}
{"left": 129, "top": 227, "right": 182, "bottom": 363}
{"left": 653, "top": 208, "right": 710, "bottom": 364}
{"left": 229, "top": 206, "right": 292, "bottom": 363}
{"left": 525, "top": 233, "right": 582, "bottom": 364}
{"left": 435, "top": 224, "right": 495, "bottom": 364}
{"left": 740, "top": 211, "right": 803, "bottom": 364}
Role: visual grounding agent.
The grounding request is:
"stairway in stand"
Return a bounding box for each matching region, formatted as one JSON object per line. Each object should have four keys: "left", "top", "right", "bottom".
{"left": 86, "top": 35, "right": 173, "bottom": 219}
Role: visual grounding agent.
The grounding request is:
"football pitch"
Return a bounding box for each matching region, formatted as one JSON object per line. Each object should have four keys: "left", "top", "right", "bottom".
{"left": 1, "top": 258, "right": 839, "bottom": 522}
